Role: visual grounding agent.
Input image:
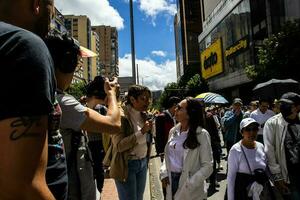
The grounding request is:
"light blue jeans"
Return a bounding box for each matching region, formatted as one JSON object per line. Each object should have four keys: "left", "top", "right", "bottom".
{"left": 115, "top": 157, "right": 148, "bottom": 200}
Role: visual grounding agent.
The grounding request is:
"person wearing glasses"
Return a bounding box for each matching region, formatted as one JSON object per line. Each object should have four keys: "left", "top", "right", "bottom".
{"left": 160, "top": 97, "right": 213, "bottom": 200}
{"left": 227, "top": 118, "right": 268, "bottom": 200}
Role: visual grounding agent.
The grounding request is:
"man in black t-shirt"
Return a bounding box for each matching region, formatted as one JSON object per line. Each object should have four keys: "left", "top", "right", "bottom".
{"left": 0, "top": 1, "right": 58, "bottom": 199}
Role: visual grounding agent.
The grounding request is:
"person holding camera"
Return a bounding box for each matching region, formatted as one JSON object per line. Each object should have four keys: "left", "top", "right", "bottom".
{"left": 106, "top": 84, "right": 153, "bottom": 200}
{"left": 227, "top": 118, "right": 269, "bottom": 200}
{"left": 160, "top": 97, "right": 213, "bottom": 200}
{"left": 264, "top": 92, "right": 300, "bottom": 199}
{"left": 45, "top": 33, "right": 121, "bottom": 200}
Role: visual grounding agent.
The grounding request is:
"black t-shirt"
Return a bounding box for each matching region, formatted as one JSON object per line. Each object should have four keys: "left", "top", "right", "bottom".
{"left": 0, "top": 21, "right": 55, "bottom": 119}
{"left": 0, "top": 22, "right": 67, "bottom": 199}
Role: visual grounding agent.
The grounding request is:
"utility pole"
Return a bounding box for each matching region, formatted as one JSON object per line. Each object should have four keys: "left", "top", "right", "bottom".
{"left": 129, "top": 0, "right": 136, "bottom": 84}
{"left": 136, "top": 64, "right": 139, "bottom": 85}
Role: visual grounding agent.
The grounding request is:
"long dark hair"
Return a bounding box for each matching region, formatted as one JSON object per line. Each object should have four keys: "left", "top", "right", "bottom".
{"left": 183, "top": 97, "right": 204, "bottom": 150}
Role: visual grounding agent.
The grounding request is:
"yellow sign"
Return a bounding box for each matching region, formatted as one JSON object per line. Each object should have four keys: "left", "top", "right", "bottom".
{"left": 225, "top": 36, "right": 249, "bottom": 60}
{"left": 201, "top": 38, "right": 223, "bottom": 79}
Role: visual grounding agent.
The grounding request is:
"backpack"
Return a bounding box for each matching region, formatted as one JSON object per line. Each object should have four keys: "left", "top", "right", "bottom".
{"left": 61, "top": 129, "right": 96, "bottom": 200}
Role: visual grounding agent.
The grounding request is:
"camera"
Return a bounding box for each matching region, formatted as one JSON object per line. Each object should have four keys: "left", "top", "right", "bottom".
{"left": 146, "top": 113, "right": 155, "bottom": 122}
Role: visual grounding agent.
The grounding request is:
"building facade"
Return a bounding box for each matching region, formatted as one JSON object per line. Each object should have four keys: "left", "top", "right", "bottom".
{"left": 174, "top": 0, "right": 203, "bottom": 80}
{"left": 90, "top": 31, "right": 100, "bottom": 80}
{"left": 64, "top": 15, "right": 92, "bottom": 82}
{"left": 198, "top": 0, "right": 300, "bottom": 102}
{"left": 92, "top": 26, "right": 119, "bottom": 78}
{"left": 52, "top": 8, "right": 67, "bottom": 34}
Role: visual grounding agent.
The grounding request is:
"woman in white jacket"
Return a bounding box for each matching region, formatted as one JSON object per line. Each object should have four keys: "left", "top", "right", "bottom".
{"left": 160, "top": 97, "right": 213, "bottom": 200}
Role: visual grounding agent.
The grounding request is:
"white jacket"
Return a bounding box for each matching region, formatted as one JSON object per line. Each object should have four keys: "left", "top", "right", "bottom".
{"left": 160, "top": 124, "right": 213, "bottom": 200}
{"left": 263, "top": 113, "right": 289, "bottom": 183}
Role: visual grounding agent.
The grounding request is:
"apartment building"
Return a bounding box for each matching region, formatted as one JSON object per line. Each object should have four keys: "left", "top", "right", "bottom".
{"left": 64, "top": 15, "right": 92, "bottom": 82}
{"left": 92, "top": 25, "right": 119, "bottom": 78}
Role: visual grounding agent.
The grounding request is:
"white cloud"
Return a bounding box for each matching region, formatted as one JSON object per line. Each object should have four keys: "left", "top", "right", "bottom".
{"left": 151, "top": 50, "right": 167, "bottom": 57}
{"left": 55, "top": 0, "right": 124, "bottom": 30}
{"left": 124, "top": 0, "right": 177, "bottom": 25}
{"left": 139, "top": 0, "right": 177, "bottom": 18}
{"left": 119, "top": 54, "right": 177, "bottom": 90}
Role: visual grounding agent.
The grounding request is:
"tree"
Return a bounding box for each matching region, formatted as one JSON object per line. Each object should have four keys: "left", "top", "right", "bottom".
{"left": 178, "top": 64, "right": 200, "bottom": 87}
{"left": 185, "top": 74, "right": 209, "bottom": 97}
{"left": 157, "top": 82, "right": 183, "bottom": 110}
{"left": 67, "top": 80, "right": 87, "bottom": 100}
{"left": 246, "top": 20, "right": 300, "bottom": 82}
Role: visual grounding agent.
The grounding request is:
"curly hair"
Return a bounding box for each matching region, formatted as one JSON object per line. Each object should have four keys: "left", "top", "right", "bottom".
{"left": 44, "top": 33, "right": 80, "bottom": 73}
{"left": 126, "top": 85, "right": 151, "bottom": 105}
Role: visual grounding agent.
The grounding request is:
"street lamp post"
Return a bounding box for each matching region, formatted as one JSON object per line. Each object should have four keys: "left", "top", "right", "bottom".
{"left": 129, "top": 0, "right": 136, "bottom": 84}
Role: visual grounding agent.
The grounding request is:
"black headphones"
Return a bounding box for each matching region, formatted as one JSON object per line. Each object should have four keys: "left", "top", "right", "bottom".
{"left": 45, "top": 33, "right": 81, "bottom": 73}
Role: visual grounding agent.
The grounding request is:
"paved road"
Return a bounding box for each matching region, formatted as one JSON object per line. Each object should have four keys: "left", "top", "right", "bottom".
{"left": 100, "top": 144, "right": 228, "bottom": 200}
{"left": 148, "top": 145, "right": 228, "bottom": 200}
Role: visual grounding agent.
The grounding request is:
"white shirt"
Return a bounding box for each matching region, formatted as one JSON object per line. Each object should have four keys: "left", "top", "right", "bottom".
{"left": 168, "top": 129, "right": 188, "bottom": 173}
{"left": 128, "top": 105, "right": 148, "bottom": 159}
{"left": 227, "top": 142, "right": 266, "bottom": 200}
{"left": 166, "top": 109, "right": 176, "bottom": 126}
{"left": 250, "top": 109, "right": 275, "bottom": 135}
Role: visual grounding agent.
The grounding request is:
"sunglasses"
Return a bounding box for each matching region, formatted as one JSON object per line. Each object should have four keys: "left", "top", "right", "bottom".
{"left": 244, "top": 127, "right": 259, "bottom": 132}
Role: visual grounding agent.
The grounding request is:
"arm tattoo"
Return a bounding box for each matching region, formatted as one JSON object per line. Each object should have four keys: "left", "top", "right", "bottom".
{"left": 10, "top": 117, "right": 43, "bottom": 140}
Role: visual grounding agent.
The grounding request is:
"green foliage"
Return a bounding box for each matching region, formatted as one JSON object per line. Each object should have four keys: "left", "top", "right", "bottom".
{"left": 185, "top": 74, "right": 209, "bottom": 97}
{"left": 246, "top": 20, "right": 300, "bottom": 82}
{"left": 157, "top": 73, "right": 209, "bottom": 110}
{"left": 67, "top": 80, "right": 87, "bottom": 100}
{"left": 158, "top": 82, "right": 183, "bottom": 110}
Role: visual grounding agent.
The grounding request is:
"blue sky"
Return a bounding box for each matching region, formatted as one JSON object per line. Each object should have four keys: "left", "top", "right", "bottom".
{"left": 56, "top": 0, "right": 178, "bottom": 90}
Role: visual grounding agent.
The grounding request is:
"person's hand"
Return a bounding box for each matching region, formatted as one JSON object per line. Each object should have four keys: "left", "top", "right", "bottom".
{"left": 161, "top": 177, "right": 170, "bottom": 188}
{"left": 104, "top": 77, "right": 119, "bottom": 95}
{"left": 274, "top": 180, "right": 290, "bottom": 195}
{"left": 234, "top": 108, "right": 241, "bottom": 116}
{"left": 141, "top": 120, "right": 153, "bottom": 134}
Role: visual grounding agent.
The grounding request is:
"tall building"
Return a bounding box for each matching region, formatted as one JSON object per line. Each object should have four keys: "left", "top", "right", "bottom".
{"left": 174, "top": 13, "right": 183, "bottom": 80}
{"left": 90, "top": 31, "right": 100, "bottom": 80}
{"left": 52, "top": 8, "right": 67, "bottom": 34}
{"left": 92, "top": 26, "right": 119, "bottom": 78}
{"left": 198, "top": 0, "right": 300, "bottom": 101}
{"left": 174, "top": 0, "right": 203, "bottom": 80}
{"left": 64, "top": 15, "right": 92, "bottom": 82}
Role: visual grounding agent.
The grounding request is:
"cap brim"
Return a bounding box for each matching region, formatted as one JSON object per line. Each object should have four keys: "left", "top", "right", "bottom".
{"left": 80, "top": 46, "right": 98, "bottom": 58}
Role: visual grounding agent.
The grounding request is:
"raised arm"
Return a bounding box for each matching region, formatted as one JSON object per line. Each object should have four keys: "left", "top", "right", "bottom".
{"left": 81, "top": 77, "right": 121, "bottom": 134}
{"left": 0, "top": 116, "right": 55, "bottom": 200}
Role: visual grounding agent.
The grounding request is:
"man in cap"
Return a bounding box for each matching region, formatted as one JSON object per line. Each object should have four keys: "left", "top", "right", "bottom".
{"left": 264, "top": 92, "right": 300, "bottom": 199}
{"left": 0, "top": 0, "right": 56, "bottom": 199}
{"left": 222, "top": 98, "right": 244, "bottom": 154}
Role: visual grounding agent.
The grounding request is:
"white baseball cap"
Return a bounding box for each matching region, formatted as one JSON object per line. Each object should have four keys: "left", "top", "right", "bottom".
{"left": 240, "top": 118, "right": 259, "bottom": 132}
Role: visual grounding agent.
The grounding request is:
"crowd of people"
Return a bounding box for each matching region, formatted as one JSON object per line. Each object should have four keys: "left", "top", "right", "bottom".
{"left": 1, "top": 1, "right": 300, "bottom": 200}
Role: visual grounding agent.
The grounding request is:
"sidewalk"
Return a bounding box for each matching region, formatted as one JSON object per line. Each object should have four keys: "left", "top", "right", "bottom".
{"left": 101, "top": 179, "right": 119, "bottom": 200}
{"left": 101, "top": 167, "right": 151, "bottom": 200}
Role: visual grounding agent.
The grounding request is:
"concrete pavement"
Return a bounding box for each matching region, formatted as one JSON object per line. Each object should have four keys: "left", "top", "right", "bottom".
{"left": 100, "top": 145, "right": 228, "bottom": 200}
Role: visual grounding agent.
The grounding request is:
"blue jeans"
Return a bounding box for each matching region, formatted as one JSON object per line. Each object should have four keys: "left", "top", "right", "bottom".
{"left": 171, "top": 172, "right": 181, "bottom": 197}
{"left": 115, "top": 157, "right": 147, "bottom": 200}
